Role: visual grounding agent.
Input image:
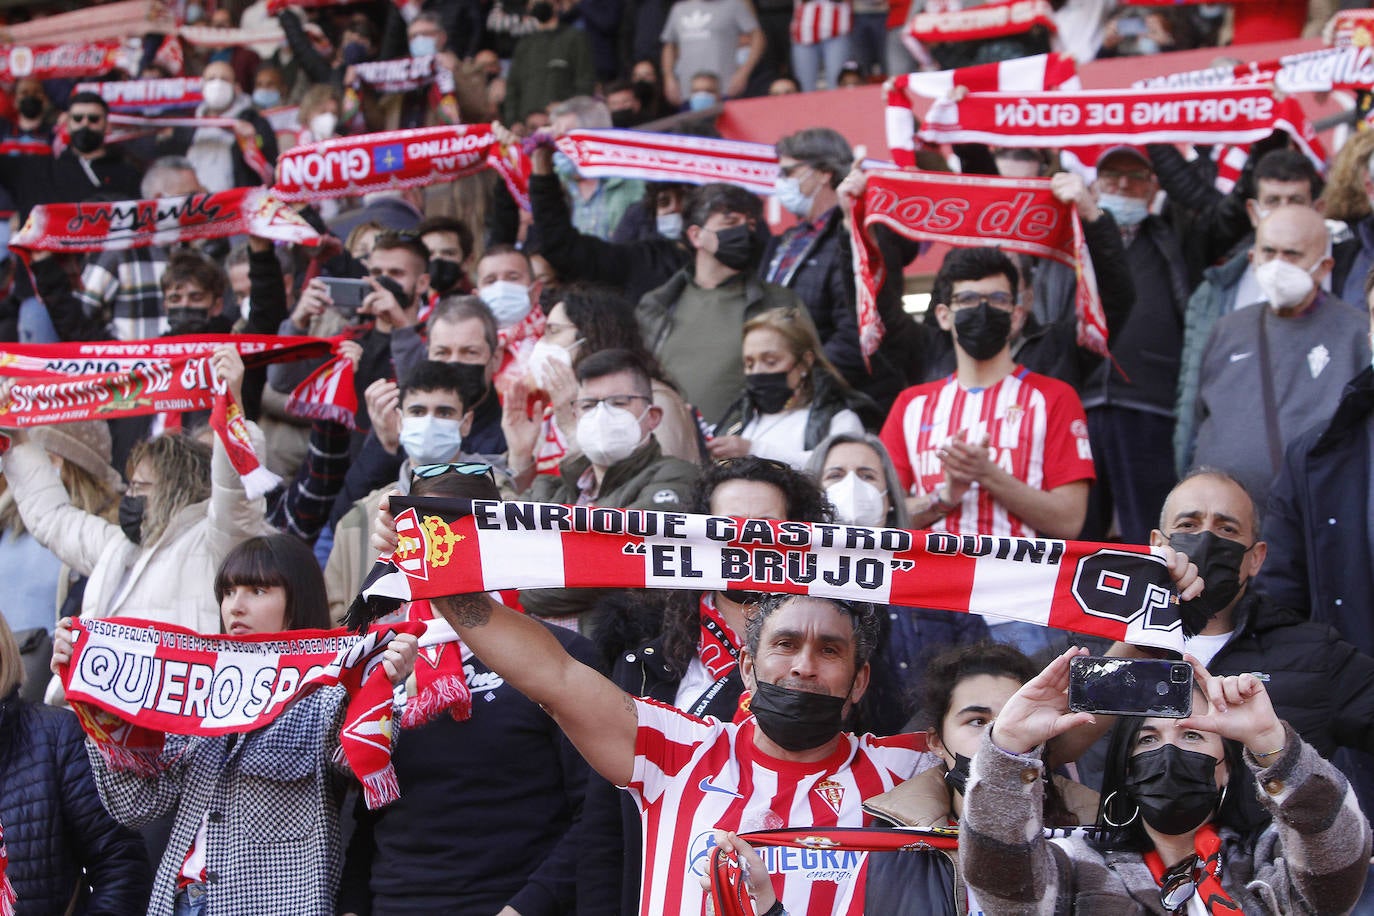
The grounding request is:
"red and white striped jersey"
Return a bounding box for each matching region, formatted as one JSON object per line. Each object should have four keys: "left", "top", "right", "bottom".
{"left": 879, "top": 367, "right": 1095, "bottom": 537}
{"left": 790, "top": 0, "right": 853, "bottom": 45}
{"left": 628, "top": 697, "right": 932, "bottom": 916}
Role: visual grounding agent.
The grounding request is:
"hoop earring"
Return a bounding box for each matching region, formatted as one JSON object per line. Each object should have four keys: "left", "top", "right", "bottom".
{"left": 1101, "top": 790, "right": 1140, "bottom": 828}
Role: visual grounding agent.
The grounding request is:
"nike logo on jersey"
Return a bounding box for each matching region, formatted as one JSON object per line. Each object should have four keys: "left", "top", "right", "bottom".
{"left": 699, "top": 775, "right": 744, "bottom": 798}
{"left": 1229, "top": 352, "right": 1253, "bottom": 362}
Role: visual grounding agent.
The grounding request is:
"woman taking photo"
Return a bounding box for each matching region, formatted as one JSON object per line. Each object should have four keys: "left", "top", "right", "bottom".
{"left": 710, "top": 307, "right": 875, "bottom": 470}
{"left": 52, "top": 535, "right": 418, "bottom": 916}
{"left": 960, "top": 648, "right": 1371, "bottom": 914}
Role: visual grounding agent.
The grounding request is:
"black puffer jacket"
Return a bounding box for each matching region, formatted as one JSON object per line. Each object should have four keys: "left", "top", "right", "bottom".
{"left": 0, "top": 689, "right": 151, "bottom": 915}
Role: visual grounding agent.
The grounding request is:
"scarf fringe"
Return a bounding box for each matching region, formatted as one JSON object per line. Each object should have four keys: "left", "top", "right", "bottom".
{"left": 361, "top": 765, "right": 401, "bottom": 810}
{"left": 92, "top": 742, "right": 163, "bottom": 777}
{"left": 401, "top": 674, "right": 472, "bottom": 729}
{"left": 1, "top": 875, "right": 13, "bottom": 916}
{"left": 285, "top": 397, "right": 355, "bottom": 429}
{"left": 240, "top": 464, "right": 283, "bottom": 500}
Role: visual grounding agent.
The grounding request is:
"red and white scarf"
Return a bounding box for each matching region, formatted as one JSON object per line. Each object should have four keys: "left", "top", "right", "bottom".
{"left": 0, "top": 818, "right": 12, "bottom": 916}
{"left": 10, "top": 188, "right": 318, "bottom": 257}
{"left": 697, "top": 593, "right": 741, "bottom": 681}
{"left": 1133, "top": 45, "right": 1374, "bottom": 94}
{"left": 273, "top": 123, "right": 530, "bottom": 209}
{"left": 847, "top": 169, "right": 1105, "bottom": 361}
{"left": 59, "top": 616, "right": 464, "bottom": 809}
{"left": 1331, "top": 10, "right": 1374, "bottom": 48}
{"left": 210, "top": 388, "right": 281, "bottom": 499}
{"left": 554, "top": 129, "right": 782, "bottom": 195}
{"left": 349, "top": 56, "right": 455, "bottom": 96}
{"left": 1144, "top": 824, "right": 1241, "bottom": 915}
{"left": 906, "top": 0, "right": 1056, "bottom": 44}
{"left": 177, "top": 23, "right": 286, "bottom": 48}
{"left": 0, "top": 39, "right": 122, "bottom": 81}
{"left": 73, "top": 77, "right": 204, "bottom": 114}
{"left": 918, "top": 86, "right": 1327, "bottom": 171}
{"left": 885, "top": 53, "right": 1079, "bottom": 169}
{"left": 401, "top": 600, "right": 472, "bottom": 728}
{"left": 355, "top": 498, "right": 1186, "bottom": 653}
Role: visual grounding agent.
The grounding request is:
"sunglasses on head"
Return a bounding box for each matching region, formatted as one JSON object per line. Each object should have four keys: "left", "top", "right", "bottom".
{"left": 411, "top": 462, "right": 496, "bottom": 483}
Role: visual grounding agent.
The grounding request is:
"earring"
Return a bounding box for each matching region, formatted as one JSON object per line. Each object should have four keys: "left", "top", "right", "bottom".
{"left": 1101, "top": 790, "right": 1140, "bottom": 828}
{"left": 1216, "top": 782, "right": 1228, "bottom": 812}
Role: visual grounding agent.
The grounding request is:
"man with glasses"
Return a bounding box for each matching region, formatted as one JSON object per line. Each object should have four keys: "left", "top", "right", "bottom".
{"left": 879, "top": 246, "right": 1095, "bottom": 654}
{"left": 504, "top": 348, "right": 699, "bottom": 633}
{"left": 1077, "top": 144, "right": 1190, "bottom": 544}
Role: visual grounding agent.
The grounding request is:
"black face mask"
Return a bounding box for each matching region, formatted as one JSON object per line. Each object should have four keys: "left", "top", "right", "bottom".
{"left": 943, "top": 752, "right": 973, "bottom": 796}
{"left": 119, "top": 494, "right": 146, "bottom": 544}
{"left": 17, "top": 96, "right": 43, "bottom": 119}
{"left": 529, "top": 1, "right": 555, "bottom": 21}
{"left": 165, "top": 307, "right": 212, "bottom": 336}
{"left": 952, "top": 301, "right": 1013, "bottom": 361}
{"left": 1123, "top": 744, "right": 1221, "bottom": 835}
{"left": 610, "top": 108, "right": 638, "bottom": 129}
{"left": 1168, "top": 530, "right": 1249, "bottom": 635}
{"left": 375, "top": 275, "right": 413, "bottom": 310}
{"left": 633, "top": 80, "right": 657, "bottom": 107}
{"left": 710, "top": 224, "right": 757, "bottom": 272}
{"left": 745, "top": 371, "right": 793, "bottom": 414}
{"left": 69, "top": 126, "right": 104, "bottom": 155}
{"left": 720, "top": 589, "right": 765, "bottom": 606}
{"left": 750, "top": 680, "right": 847, "bottom": 751}
{"left": 451, "top": 360, "right": 490, "bottom": 414}
{"left": 428, "top": 258, "right": 466, "bottom": 296}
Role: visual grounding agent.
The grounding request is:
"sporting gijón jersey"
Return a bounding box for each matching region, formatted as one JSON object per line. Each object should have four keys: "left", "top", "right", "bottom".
{"left": 880, "top": 366, "right": 1095, "bottom": 537}
{"left": 627, "top": 697, "right": 931, "bottom": 916}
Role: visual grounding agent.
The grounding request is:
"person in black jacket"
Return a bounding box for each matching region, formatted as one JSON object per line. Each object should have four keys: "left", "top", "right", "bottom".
{"left": 0, "top": 612, "right": 151, "bottom": 915}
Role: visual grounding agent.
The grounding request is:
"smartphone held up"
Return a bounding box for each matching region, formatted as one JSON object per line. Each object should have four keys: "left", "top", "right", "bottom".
{"left": 1068, "top": 656, "right": 1193, "bottom": 718}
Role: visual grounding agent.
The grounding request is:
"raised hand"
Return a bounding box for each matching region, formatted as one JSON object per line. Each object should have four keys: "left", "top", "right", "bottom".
{"left": 989, "top": 646, "right": 1097, "bottom": 755}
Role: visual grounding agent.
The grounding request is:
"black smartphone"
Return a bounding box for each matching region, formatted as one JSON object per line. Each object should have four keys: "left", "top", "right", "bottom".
{"left": 321, "top": 277, "right": 371, "bottom": 317}
{"left": 1068, "top": 656, "right": 1193, "bottom": 718}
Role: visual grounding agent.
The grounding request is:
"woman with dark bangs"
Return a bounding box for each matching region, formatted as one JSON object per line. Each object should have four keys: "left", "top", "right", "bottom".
{"left": 53, "top": 535, "right": 418, "bottom": 916}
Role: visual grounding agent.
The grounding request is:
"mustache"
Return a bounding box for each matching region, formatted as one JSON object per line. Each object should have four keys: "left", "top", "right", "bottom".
{"left": 773, "top": 678, "right": 832, "bottom": 695}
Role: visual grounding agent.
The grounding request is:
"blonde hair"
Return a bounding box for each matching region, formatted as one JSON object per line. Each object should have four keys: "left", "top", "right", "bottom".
{"left": 127, "top": 433, "right": 212, "bottom": 544}
{"left": 741, "top": 307, "right": 849, "bottom": 405}
{"left": 0, "top": 458, "right": 120, "bottom": 537}
{"left": 0, "top": 612, "right": 22, "bottom": 694}
{"left": 1321, "top": 130, "right": 1374, "bottom": 223}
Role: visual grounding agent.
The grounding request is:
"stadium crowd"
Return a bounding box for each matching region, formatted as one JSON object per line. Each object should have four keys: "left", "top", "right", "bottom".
{"left": 0, "top": 0, "right": 1373, "bottom": 913}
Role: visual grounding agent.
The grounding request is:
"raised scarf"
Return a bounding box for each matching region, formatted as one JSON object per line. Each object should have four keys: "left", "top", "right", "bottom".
{"left": 905, "top": 0, "right": 1057, "bottom": 44}
{"left": 698, "top": 593, "right": 741, "bottom": 682}
{"left": 351, "top": 498, "right": 1186, "bottom": 653}
{"left": 73, "top": 77, "right": 204, "bottom": 114}
{"left": 0, "top": 40, "right": 122, "bottom": 81}
{"left": 1144, "top": 824, "right": 1241, "bottom": 914}
{"left": 1133, "top": 45, "right": 1374, "bottom": 94}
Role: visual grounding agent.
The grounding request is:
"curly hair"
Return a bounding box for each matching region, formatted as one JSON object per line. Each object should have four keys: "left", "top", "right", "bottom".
{"left": 744, "top": 593, "right": 881, "bottom": 669}
{"left": 540, "top": 282, "right": 674, "bottom": 385}
{"left": 126, "top": 433, "right": 212, "bottom": 545}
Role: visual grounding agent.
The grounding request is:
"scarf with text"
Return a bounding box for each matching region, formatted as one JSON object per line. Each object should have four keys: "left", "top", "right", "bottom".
{"left": 104, "top": 114, "right": 272, "bottom": 183}
{"left": 73, "top": 77, "right": 203, "bottom": 114}
{"left": 177, "top": 23, "right": 286, "bottom": 48}
{"left": 698, "top": 593, "right": 741, "bottom": 682}
{"left": 10, "top": 187, "right": 318, "bottom": 257}
{"left": 885, "top": 53, "right": 1079, "bottom": 169}
{"left": 350, "top": 499, "right": 1185, "bottom": 652}
{"left": 1144, "top": 824, "right": 1240, "bottom": 914}
{"left": 0, "top": 40, "right": 122, "bottom": 81}
{"left": 919, "top": 86, "right": 1326, "bottom": 170}
{"left": 906, "top": 0, "right": 1056, "bottom": 44}
{"left": 1133, "top": 44, "right": 1374, "bottom": 94}
{"left": 210, "top": 388, "right": 281, "bottom": 499}
{"left": 847, "top": 170, "right": 1105, "bottom": 361}
{"left": 58, "top": 617, "right": 446, "bottom": 809}
{"left": 267, "top": 0, "right": 405, "bottom": 12}
{"left": 350, "top": 55, "right": 455, "bottom": 95}
{"left": 273, "top": 123, "right": 530, "bottom": 209}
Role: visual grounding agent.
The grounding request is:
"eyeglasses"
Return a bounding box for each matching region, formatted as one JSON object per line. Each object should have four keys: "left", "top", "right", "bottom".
{"left": 1097, "top": 168, "right": 1152, "bottom": 185}
{"left": 778, "top": 162, "right": 811, "bottom": 178}
{"left": 411, "top": 462, "right": 496, "bottom": 483}
{"left": 68, "top": 112, "right": 104, "bottom": 125}
{"left": 571, "top": 394, "right": 650, "bottom": 416}
{"left": 949, "top": 291, "right": 1015, "bottom": 310}
{"left": 1158, "top": 854, "right": 1203, "bottom": 913}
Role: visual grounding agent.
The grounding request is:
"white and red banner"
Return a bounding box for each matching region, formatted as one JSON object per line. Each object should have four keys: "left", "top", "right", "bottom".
{"left": 59, "top": 617, "right": 444, "bottom": 808}
{"left": 74, "top": 77, "right": 203, "bottom": 113}
{"left": 906, "top": 0, "right": 1056, "bottom": 44}
{"left": 355, "top": 499, "right": 1185, "bottom": 652}
{"left": 554, "top": 129, "right": 782, "bottom": 195}
{"left": 885, "top": 53, "right": 1078, "bottom": 169}
{"left": 1330, "top": 10, "right": 1374, "bottom": 48}
{"left": 0, "top": 40, "right": 122, "bottom": 81}
{"left": 177, "top": 23, "right": 285, "bottom": 48}
{"left": 1132, "top": 45, "right": 1374, "bottom": 94}
{"left": 273, "top": 123, "right": 530, "bottom": 207}
{"left": 10, "top": 188, "right": 318, "bottom": 258}
{"left": 350, "top": 55, "right": 454, "bottom": 95}
{"left": 847, "top": 170, "right": 1105, "bottom": 362}
{"left": 0, "top": 334, "right": 327, "bottom": 379}
{"left": 918, "top": 86, "right": 1326, "bottom": 167}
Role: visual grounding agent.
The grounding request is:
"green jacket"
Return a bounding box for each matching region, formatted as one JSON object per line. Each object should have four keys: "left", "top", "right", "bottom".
{"left": 503, "top": 25, "right": 595, "bottom": 123}
{"left": 521, "top": 437, "right": 700, "bottom": 621}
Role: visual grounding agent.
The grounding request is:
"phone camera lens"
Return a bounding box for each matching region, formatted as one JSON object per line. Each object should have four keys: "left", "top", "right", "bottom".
{"left": 1156, "top": 681, "right": 1169, "bottom": 696}
{"left": 1171, "top": 666, "right": 1190, "bottom": 683}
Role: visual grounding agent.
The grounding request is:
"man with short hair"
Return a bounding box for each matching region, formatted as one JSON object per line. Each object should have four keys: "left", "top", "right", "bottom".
{"left": 1187, "top": 206, "right": 1369, "bottom": 502}
{"left": 660, "top": 0, "right": 764, "bottom": 106}
{"left": 879, "top": 246, "right": 1095, "bottom": 653}
{"left": 416, "top": 216, "right": 474, "bottom": 297}
{"left": 638, "top": 183, "right": 804, "bottom": 422}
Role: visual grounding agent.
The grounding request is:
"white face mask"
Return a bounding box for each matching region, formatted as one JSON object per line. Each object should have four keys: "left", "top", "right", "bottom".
{"left": 825, "top": 472, "right": 888, "bottom": 527}
{"left": 1255, "top": 258, "right": 1317, "bottom": 311}
{"left": 399, "top": 415, "right": 465, "bottom": 467}
{"left": 527, "top": 336, "right": 577, "bottom": 388}
{"left": 576, "top": 402, "right": 645, "bottom": 467}
{"left": 478, "top": 280, "right": 533, "bottom": 328}
{"left": 774, "top": 175, "right": 815, "bottom": 218}
{"left": 1097, "top": 192, "right": 1149, "bottom": 227}
{"left": 202, "top": 78, "right": 235, "bottom": 112}
{"left": 309, "top": 112, "right": 338, "bottom": 139}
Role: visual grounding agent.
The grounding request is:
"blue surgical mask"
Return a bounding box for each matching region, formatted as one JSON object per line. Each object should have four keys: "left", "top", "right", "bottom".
{"left": 656, "top": 212, "right": 683, "bottom": 238}
{"left": 400, "top": 415, "right": 465, "bottom": 466}
{"left": 251, "top": 87, "right": 281, "bottom": 108}
{"left": 478, "top": 280, "right": 533, "bottom": 328}
{"left": 552, "top": 150, "right": 580, "bottom": 179}
{"left": 774, "top": 175, "right": 815, "bottom": 218}
{"left": 688, "top": 91, "right": 717, "bottom": 112}
{"left": 409, "top": 36, "right": 438, "bottom": 58}
{"left": 1098, "top": 192, "right": 1149, "bottom": 227}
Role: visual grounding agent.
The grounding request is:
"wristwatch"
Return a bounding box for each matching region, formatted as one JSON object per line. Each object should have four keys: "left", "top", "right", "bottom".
{"left": 931, "top": 486, "right": 959, "bottom": 515}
